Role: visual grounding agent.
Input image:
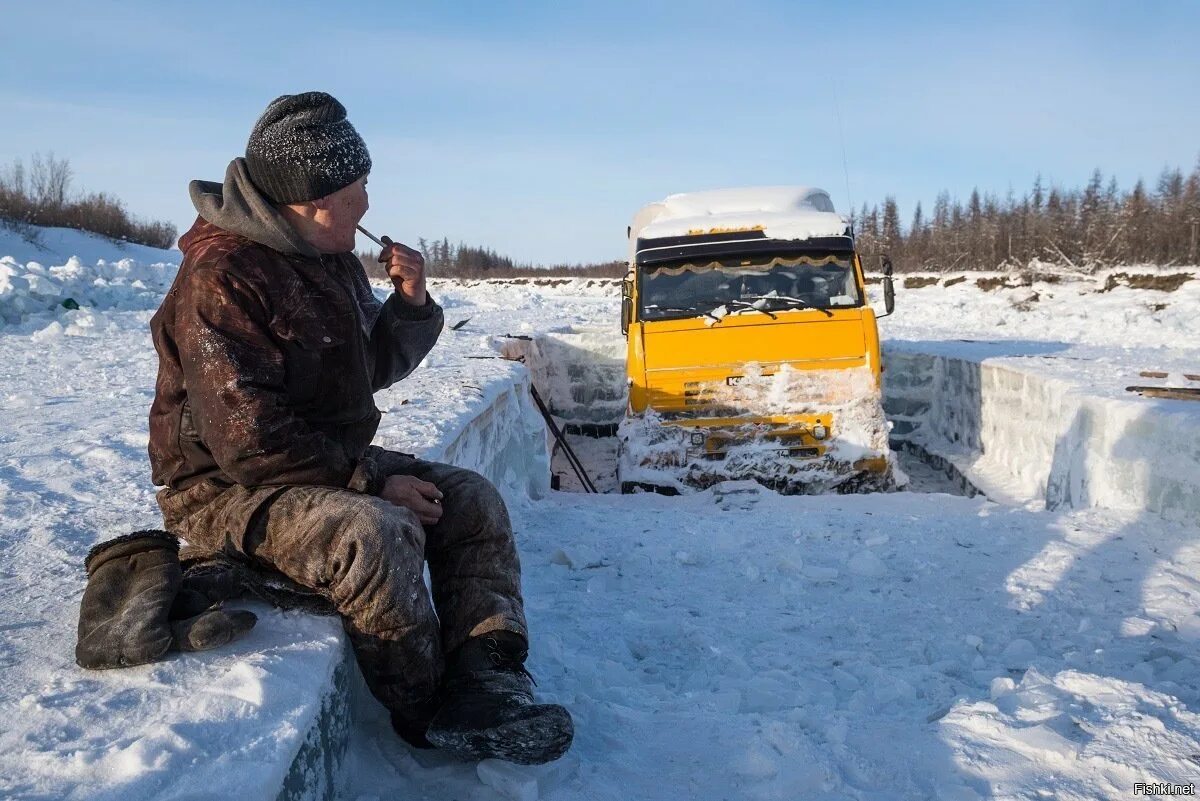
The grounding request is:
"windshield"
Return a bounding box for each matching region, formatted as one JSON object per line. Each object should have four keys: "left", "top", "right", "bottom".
{"left": 639, "top": 254, "right": 861, "bottom": 321}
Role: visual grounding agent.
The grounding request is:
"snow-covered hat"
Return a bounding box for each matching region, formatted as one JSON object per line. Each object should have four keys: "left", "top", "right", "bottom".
{"left": 244, "top": 91, "right": 372, "bottom": 204}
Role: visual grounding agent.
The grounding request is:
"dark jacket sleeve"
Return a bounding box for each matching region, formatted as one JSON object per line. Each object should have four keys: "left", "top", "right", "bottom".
{"left": 366, "top": 292, "right": 444, "bottom": 391}
{"left": 175, "top": 263, "right": 377, "bottom": 491}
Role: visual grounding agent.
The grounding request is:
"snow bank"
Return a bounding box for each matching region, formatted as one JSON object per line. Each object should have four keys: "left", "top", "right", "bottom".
{"left": 0, "top": 222, "right": 178, "bottom": 327}
{"left": 884, "top": 344, "right": 1200, "bottom": 525}
{"left": 0, "top": 221, "right": 178, "bottom": 267}
{"left": 0, "top": 255, "right": 179, "bottom": 326}
{"left": 875, "top": 264, "right": 1200, "bottom": 352}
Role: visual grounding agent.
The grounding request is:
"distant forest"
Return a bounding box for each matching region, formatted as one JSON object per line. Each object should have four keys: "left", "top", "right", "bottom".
{"left": 853, "top": 160, "right": 1200, "bottom": 273}
{"left": 366, "top": 159, "right": 1200, "bottom": 279}
{"left": 6, "top": 151, "right": 1194, "bottom": 276}
{"left": 358, "top": 238, "right": 624, "bottom": 280}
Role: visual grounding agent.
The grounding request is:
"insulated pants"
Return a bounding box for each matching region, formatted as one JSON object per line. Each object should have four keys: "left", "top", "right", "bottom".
{"left": 160, "top": 452, "right": 527, "bottom": 721}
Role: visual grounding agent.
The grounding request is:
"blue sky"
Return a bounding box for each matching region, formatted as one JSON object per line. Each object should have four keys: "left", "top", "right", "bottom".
{"left": 1, "top": 1, "right": 1197, "bottom": 264}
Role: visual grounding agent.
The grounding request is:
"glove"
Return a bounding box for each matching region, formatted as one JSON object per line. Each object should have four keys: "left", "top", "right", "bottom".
{"left": 350, "top": 445, "right": 419, "bottom": 495}
{"left": 179, "top": 548, "right": 336, "bottom": 616}
{"left": 75, "top": 530, "right": 257, "bottom": 670}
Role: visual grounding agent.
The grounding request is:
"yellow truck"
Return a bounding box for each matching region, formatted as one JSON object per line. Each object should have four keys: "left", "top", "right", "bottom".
{"left": 618, "top": 186, "right": 897, "bottom": 495}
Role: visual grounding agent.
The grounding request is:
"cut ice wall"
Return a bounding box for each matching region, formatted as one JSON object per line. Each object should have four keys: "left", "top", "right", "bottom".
{"left": 497, "top": 329, "right": 628, "bottom": 425}
{"left": 429, "top": 370, "right": 552, "bottom": 500}
{"left": 884, "top": 346, "right": 1200, "bottom": 525}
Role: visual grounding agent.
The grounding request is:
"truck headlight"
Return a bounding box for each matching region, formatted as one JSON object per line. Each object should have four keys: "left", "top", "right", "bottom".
{"left": 812, "top": 424, "right": 829, "bottom": 440}
{"left": 690, "top": 432, "right": 705, "bottom": 446}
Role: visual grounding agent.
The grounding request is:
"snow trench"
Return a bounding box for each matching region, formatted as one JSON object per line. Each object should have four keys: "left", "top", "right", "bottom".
{"left": 884, "top": 344, "right": 1200, "bottom": 526}
{"left": 494, "top": 327, "right": 1199, "bottom": 527}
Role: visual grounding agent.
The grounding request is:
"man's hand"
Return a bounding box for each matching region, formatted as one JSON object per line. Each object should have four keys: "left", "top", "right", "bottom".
{"left": 383, "top": 240, "right": 427, "bottom": 307}
{"left": 378, "top": 474, "right": 443, "bottom": 526}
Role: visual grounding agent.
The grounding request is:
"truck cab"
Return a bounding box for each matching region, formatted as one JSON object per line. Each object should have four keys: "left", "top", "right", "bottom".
{"left": 618, "top": 186, "right": 896, "bottom": 494}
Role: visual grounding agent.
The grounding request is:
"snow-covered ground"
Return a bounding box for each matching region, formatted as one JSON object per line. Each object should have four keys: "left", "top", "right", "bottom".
{"left": 0, "top": 221, "right": 176, "bottom": 270}
{"left": 1, "top": 226, "right": 1199, "bottom": 800}
{"left": 350, "top": 488, "right": 1200, "bottom": 801}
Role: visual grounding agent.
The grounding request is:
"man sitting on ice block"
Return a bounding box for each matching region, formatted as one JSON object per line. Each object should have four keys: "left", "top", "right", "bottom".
{"left": 136, "top": 91, "right": 570, "bottom": 765}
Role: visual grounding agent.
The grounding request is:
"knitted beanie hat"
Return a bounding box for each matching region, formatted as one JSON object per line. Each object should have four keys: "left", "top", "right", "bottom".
{"left": 244, "top": 91, "right": 372, "bottom": 204}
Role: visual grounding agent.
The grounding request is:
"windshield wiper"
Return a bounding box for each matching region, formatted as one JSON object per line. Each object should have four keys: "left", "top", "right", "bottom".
{"left": 645, "top": 305, "right": 723, "bottom": 322}
{"left": 744, "top": 294, "right": 833, "bottom": 317}
{"left": 724, "top": 300, "right": 777, "bottom": 320}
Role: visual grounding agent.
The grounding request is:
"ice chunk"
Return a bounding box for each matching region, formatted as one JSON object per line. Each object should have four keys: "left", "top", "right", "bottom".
{"left": 709, "top": 689, "right": 742, "bottom": 714}
{"left": 740, "top": 677, "right": 803, "bottom": 713}
{"left": 732, "top": 745, "right": 780, "bottom": 779}
{"left": 1119, "top": 616, "right": 1156, "bottom": 637}
{"left": 848, "top": 550, "right": 886, "bottom": 577}
{"left": 548, "top": 546, "right": 605, "bottom": 570}
{"left": 803, "top": 564, "right": 840, "bottom": 582}
{"left": 1000, "top": 638, "right": 1038, "bottom": 669}
{"left": 1014, "top": 723, "right": 1079, "bottom": 759}
{"left": 477, "top": 759, "right": 539, "bottom": 801}
{"left": 535, "top": 753, "right": 580, "bottom": 795}
{"left": 674, "top": 550, "right": 699, "bottom": 566}
{"left": 776, "top": 555, "right": 804, "bottom": 574}
{"left": 30, "top": 321, "right": 64, "bottom": 342}
{"left": 24, "top": 273, "right": 60, "bottom": 296}
{"left": 937, "top": 784, "right": 984, "bottom": 801}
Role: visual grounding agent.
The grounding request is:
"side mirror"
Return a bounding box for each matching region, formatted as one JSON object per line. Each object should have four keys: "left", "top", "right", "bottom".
{"left": 621, "top": 278, "right": 634, "bottom": 335}
{"left": 879, "top": 255, "right": 895, "bottom": 317}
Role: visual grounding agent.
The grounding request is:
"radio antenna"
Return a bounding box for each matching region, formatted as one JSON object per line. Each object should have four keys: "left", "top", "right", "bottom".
{"left": 833, "top": 94, "right": 853, "bottom": 228}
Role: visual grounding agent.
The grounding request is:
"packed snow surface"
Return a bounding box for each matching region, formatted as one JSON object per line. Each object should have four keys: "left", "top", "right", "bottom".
{"left": 349, "top": 487, "right": 1200, "bottom": 801}
{"left": 1, "top": 229, "right": 1199, "bottom": 800}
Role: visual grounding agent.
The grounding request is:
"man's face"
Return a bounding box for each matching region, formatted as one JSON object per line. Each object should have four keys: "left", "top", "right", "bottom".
{"left": 321, "top": 176, "right": 369, "bottom": 251}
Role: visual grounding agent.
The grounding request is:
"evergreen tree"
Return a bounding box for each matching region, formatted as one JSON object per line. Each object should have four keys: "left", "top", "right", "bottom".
{"left": 881, "top": 197, "right": 901, "bottom": 255}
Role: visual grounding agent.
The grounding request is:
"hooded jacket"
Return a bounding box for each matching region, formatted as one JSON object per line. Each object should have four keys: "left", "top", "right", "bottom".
{"left": 148, "top": 158, "right": 443, "bottom": 534}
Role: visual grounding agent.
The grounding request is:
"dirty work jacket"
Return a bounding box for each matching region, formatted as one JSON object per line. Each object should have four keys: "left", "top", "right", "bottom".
{"left": 148, "top": 213, "right": 443, "bottom": 541}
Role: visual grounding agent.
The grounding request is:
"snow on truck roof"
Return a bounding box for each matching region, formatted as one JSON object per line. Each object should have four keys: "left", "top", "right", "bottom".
{"left": 632, "top": 186, "right": 850, "bottom": 246}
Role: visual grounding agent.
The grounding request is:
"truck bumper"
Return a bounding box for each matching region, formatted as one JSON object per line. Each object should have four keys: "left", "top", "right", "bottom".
{"left": 617, "top": 413, "right": 896, "bottom": 495}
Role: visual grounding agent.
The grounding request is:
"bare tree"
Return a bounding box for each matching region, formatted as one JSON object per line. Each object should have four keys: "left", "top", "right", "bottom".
{"left": 28, "top": 152, "right": 72, "bottom": 212}
{"left": 0, "top": 153, "right": 176, "bottom": 248}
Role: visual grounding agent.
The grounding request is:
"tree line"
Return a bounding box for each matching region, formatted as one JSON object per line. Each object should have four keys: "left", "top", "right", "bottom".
{"left": 8, "top": 151, "right": 1193, "bottom": 275}
{"left": 0, "top": 154, "right": 177, "bottom": 249}
{"left": 358, "top": 237, "right": 623, "bottom": 280}
{"left": 853, "top": 159, "right": 1200, "bottom": 273}
{"left": 365, "top": 159, "right": 1200, "bottom": 280}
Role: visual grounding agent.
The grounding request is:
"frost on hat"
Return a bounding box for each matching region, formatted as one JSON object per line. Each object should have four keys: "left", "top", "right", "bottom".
{"left": 244, "top": 91, "right": 372, "bottom": 204}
